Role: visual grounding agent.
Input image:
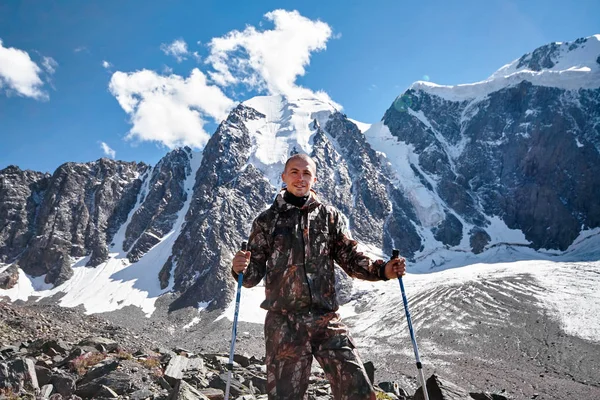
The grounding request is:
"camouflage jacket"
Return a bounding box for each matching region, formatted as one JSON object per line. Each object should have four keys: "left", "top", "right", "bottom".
{"left": 233, "top": 190, "right": 388, "bottom": 313}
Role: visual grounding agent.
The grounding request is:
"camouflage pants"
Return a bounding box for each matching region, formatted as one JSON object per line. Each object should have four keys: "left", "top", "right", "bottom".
{"left": 265, "top": 310, "right": 376, "bottom": 400}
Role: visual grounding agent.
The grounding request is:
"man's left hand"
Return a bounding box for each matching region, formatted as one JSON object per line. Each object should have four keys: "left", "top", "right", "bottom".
{"left": 384, "top": 257, "right": 406, "bottom": 280}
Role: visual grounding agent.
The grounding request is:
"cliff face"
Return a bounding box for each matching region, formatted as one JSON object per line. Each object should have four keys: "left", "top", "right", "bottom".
{"left": 0, "top": 160, "right": 148, "bottom": 285}
{"left": 383, "top": 82, "right": 600, "bottom": 252}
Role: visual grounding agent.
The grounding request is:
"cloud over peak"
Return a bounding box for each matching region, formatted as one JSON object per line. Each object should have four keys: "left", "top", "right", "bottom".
{"left": 100, "top": 142, "right": 116, "bottom": 159}
{"left": 109, "top": 68, "right": 235, "bottom": 149}
{"left": 206, "top": 9, "right": 335, "bottom": 102}
{"left": 109, "top": 9, "right": 340, "bottom": 150}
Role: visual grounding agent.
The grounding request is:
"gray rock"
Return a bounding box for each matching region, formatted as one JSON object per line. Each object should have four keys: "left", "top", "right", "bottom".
{"left": 130, "top": 388, "right": 155, "bottom": 400}
{"left": 35, "top": 364, "right": 53, "bottom": 386}
{"left": 40, "top": 383, "right": 54, "bottom": 398}
{"left": 165, "top": 354, "right": 189, "bottom": 383}
{"left": 0, "top": 357, "right": 39, "bottom": 391}
{"left": 413, "top": 374, "right": 470, "bottom": 400}
{"left": 50, "top": 372, "right": 76, "bottom": 397}
{"left": 0, "top": 264, "right": 19, "bottom": 289}
{"left": 209, "top": 373, "right": 249, "bottom": 397}
{"left": 41, "top": 339, "right": 72, "bottom": 355}
{"left": 78, "top": 337, "right": 119, "bottom": 353}
{"left": 77, "top": 359, "right": 119, "bottom": 386}
{"left": 169, "top": 379, "right": 210, "bottom": 400}
{"left": 198, "top": 387, "right": 224, "bottom": 399}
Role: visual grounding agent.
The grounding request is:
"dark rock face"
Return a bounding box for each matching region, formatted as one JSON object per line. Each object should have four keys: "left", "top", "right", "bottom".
{"left": 123, "top": 147, "right": 192, "bottom": 265}
{"left": 516, "top": 42, "right": 560, "bottom": 71}
{"left": 0, "top": 166, "right": 49, "bottom": 263}
{"left": 5, "top": 159, "right": 148, "bottom": 286}
{"left": 383, "top": 82, "right": 600, "bottom": 252}
{"left": 432, "top": 213, "right": 462, "bottom": 247}
{"left": 318, "top": 113, "right": 422, "bottom": 259}
{"left": 166, "top": 104, "right": 273, "bottom": 310}
{"left": 516, "top": 36, "right": 590, "bottom": 72}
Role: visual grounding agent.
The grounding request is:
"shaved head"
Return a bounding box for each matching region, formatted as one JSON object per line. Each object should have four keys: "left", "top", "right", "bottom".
{"left": 284, "top": 154, "right": 317, "bottom": 174}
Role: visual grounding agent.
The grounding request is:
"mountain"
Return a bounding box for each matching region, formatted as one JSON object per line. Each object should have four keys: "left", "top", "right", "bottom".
{"left": 1, "top": 34, "right": 599, "bottom": 315}
{"left": 1, "top": 34, "right": 600, "bottom": 400}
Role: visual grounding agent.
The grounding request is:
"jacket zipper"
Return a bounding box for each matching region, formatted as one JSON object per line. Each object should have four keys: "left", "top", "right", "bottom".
{"left": 299, "top": 209, "right": 313, "bottom": 310}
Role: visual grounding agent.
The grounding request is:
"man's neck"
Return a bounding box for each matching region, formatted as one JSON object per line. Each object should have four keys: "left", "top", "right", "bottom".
{"left": 283, "top": 190, "right": 309, "bottom": 208}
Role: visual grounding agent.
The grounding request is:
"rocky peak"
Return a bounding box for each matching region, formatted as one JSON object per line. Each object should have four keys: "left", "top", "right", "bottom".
{"left": 12, "top": 159, "right": 149, "bottom": 286}
{"left": 123, "top": 147, "right": 193, "bottom": 265}
{"left": 515, "top": 35, "right": 596, "bottom": 72}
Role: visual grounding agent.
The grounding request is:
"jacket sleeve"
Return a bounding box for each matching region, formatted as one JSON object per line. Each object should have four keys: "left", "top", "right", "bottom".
{"left": 231, "top": 216, "right": 269, "bottom": 288}
{"left": 330, "top": 208, "right": 388, "bottom": 282}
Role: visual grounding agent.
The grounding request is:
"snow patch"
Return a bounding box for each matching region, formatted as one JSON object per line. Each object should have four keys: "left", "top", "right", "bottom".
{"left": 347, "top": 118, "right": 372, "bottom": 133}
{"left": 485, "top": 215, "right": 530, "bottom": 247}
{"left": 362, "top": 121, "right": 444, "bottom": 230}
{"left": 215, "top": 282, "right": 267, "bottom": 324}
{"left": 242, "top": 95, "right": 337, "bottom": 189}
{"left": 183, "top": 317, "right": 201, "bottom": 330}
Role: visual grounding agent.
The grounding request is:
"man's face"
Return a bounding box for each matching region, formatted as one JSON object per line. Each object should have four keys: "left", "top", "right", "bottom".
{"left": 281, "top": 158, "right": 317, "bottom": 197}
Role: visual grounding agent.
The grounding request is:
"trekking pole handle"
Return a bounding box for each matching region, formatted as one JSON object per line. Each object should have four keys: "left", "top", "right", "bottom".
{"left": 392, "top": 249, "right": 400, "bottom": 259}
{"left": 241, "top": 241, "right": 248, "bottom": 252}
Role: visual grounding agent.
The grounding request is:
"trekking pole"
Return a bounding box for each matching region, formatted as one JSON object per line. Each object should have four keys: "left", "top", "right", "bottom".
{"left": 393, "top": 249, "right": 429, "bottom": 400}
{"left": 225, "top": 241, "right": 247, "bottom": 400}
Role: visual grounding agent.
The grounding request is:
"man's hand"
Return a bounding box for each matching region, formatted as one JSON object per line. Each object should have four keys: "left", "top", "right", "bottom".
{"left": 232, "top": 250, "right": 251, "bottom": 274}
{"left": 384, "top": 256, "right": 406, "bottom": 280}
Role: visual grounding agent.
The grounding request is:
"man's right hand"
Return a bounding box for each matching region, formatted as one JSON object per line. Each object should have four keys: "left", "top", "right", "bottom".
{"left": 232, "top": 250, "right": 251, "bottom": 274}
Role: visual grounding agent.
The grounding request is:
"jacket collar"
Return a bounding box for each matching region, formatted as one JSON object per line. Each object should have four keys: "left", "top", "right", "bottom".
{"left": 272, "top": 189, "right": 321, "bottom": 213}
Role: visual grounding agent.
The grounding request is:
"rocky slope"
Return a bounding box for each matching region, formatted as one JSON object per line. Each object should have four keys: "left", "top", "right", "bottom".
{"left": 0, "top": 301, "right": 512, "bottom": 400}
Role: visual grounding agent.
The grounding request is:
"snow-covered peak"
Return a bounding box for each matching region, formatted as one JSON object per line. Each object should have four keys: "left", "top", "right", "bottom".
{"left": 490, "top": 34, "right": 600, "bottom": 79}
{"left": 241, "top": 94, "right": 339, "bottom": 187}
{"left": 408, "top": 34, "right": 600, "bottom": 102}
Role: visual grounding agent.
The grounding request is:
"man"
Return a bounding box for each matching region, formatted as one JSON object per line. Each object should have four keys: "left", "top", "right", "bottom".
{"left": 232, "top": 153, "right": 406, "bottom": 400}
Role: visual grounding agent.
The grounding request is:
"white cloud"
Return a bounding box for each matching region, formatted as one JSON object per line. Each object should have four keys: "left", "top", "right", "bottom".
{"left": 0, "top": 39, "right": 49, "bottom": 100}
{"left": 102, "top": 60, "right": 112, "bottom": 69}
{"left": 100, "top": 142, "right": 116, "bottom": 158}
{"left": 109, "top": 10, "right": 343, "bottom": 150}
{"left": 108, "top": 68, "right": 236, "bottom": 149}
{"left": 161, "top": 39, "right": 189, "bottom": 63}
{"left": 206, "top": 9, "right": 339, "bottom": 107}
{"left": 42, "top": 56, "right": 58, "bottom": 75}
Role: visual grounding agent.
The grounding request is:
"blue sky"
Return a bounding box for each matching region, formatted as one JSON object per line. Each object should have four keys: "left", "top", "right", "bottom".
{"left": 1, "top": 0, "right": 598, "bottom": 173}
